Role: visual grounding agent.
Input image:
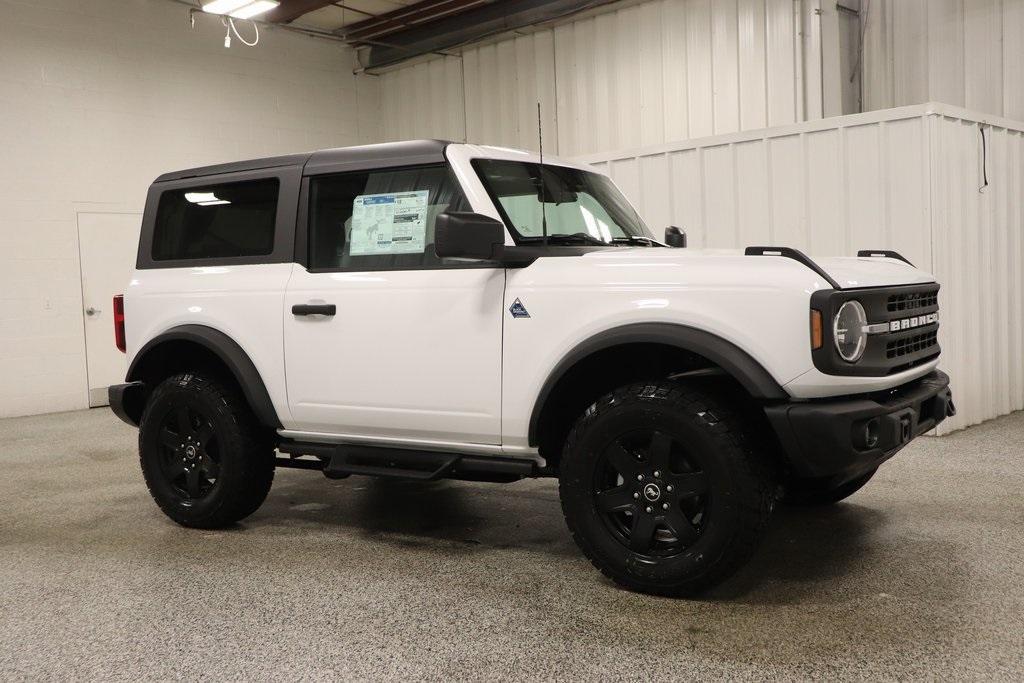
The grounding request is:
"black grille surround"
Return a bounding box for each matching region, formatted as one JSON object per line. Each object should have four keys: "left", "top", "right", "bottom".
{"left": 810, "top": 283, "right": 941, "bottom": 377}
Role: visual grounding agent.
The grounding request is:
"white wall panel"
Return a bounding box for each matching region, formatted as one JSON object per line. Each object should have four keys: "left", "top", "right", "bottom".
{"left": 765, "top": 0, "right": 798, "bottom": 126}
{"left": 683, "top": 0, "right": 715, "bottom": 139}
{"left": 738, "top": 0, "right": 769, "bottom": 129}
{"left": 576, "top": 103, "right": 1024, "bottom": 434}
{"left": 805, "top": 129, "right": 843, "bottom": 255}
{"left": 0, "top": 0, "right": 375, "bottom": 418}
{"left": 379, "top": 0, "right": 813, "bottom": 156}
{"left": 865, "top": 0, "right": 1024, "bottom": 121}
{"left": 378, "top": 56, "right": 464, "bottom": 142}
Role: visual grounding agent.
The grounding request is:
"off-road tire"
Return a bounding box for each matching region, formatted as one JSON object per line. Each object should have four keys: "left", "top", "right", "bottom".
{"left": 783, "top": 467, "right": 877, "bottom": 506}
{"left": 138, "top": 372, "right": 274, "bottom": 528}
{"left": 558, "top": 380, "right": 776, "bottom": 597}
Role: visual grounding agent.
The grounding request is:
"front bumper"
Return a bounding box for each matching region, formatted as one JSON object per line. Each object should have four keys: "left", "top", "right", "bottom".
{"left": 764, "top": 370, "right": 953, "bottom": 485}
{"left": 109, "top": 382, "right": 146, "bottom": 427}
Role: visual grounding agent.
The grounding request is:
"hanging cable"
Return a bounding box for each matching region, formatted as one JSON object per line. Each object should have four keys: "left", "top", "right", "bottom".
{"left": 979, "top": 126, "right": 989, "bottom": 193}
{"left": 229, "top": 17, "right": 259, "bottom": 47}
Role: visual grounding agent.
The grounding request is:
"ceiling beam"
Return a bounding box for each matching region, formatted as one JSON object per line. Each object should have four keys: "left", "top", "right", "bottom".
{"left": 355, "top": 0, "right": 621, "bottom": 70}
{"left": 342, "top": 0, "right": 488, "bottom": 42}
{"left": 264, "top": 0, "right": 338, "bottom": 23}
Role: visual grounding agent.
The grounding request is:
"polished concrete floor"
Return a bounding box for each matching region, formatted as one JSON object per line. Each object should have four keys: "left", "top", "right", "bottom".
{"left": 1, "top": 407, "right": 1022, "bottom": 680}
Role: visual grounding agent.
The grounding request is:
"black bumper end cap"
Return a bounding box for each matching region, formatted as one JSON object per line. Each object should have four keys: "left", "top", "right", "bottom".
{"left": 108, "top": 382, "right": 145, "bottom": 427}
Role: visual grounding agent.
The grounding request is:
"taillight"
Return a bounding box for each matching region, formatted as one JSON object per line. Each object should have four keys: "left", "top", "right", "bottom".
{"left": 113, "top": 295, "right": 126, "bottom": 353}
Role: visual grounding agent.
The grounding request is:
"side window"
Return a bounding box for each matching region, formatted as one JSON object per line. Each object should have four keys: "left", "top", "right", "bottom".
{"left": 152, "top": 179, "right": 279, "bottom": 261}
{"left": 308, "top": 165, "right": 472, "bottom": 271}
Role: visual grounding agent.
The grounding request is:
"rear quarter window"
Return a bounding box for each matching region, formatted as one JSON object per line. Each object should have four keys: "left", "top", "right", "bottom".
{"left": 152, "top": 178, "right": 279, "bottom": 261}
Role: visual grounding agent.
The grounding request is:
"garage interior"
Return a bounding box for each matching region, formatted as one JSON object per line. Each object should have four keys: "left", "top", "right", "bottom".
{"left": 2, "top": 0, "right": 1023, "bottom": 679}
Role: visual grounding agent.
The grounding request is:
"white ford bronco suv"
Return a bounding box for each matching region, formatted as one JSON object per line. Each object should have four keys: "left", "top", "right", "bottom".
{"left": 109, "top": 140, "right": 954, "bottom": 596}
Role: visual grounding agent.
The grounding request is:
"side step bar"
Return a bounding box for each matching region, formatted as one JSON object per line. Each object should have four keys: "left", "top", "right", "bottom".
{"left": 276, "top": 440, "right": 538, "bottom": 483}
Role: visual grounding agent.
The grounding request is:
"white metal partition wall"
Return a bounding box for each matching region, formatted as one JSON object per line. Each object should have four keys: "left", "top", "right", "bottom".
{"left": 377, "top": 0, "right": 845, "bottom": 157}
{"left": 862, "top": 0, "right": 1024, "bottom": 121}
{"left": 575, "top": 102, "right": 1024, "bottom": 434}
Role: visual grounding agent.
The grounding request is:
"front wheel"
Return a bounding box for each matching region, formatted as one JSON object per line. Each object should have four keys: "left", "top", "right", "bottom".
{"left": 558, "top": 381, "right": 776, "bottom": 597}
{"left": 138, "top": 373, "right": 274, "bottom": 528}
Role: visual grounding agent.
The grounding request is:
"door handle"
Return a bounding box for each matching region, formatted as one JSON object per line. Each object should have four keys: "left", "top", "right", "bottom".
{"left": 85, "top": 307, "right": 101, "bottom": 316}
{"left": 292, "top": 303, "right": 336, "bottom": 316}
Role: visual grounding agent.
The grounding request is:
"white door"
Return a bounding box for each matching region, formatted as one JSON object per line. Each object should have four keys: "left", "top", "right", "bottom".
{"left": 284, "top": 163, "right": 506, "bottom": 446}
{"left": 78, "top": 212, "right": 142, "bottom": 406}
{"left": 284, "top": 267, "right": 506, "bottom": 444}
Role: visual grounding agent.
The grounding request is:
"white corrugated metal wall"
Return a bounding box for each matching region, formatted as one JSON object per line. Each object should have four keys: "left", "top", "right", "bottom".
{"left": 928, "top": 108, "right": 1024, "bottom": 433}
{"left": 373, "top": 0, "right": 1024, "bottom": 151}
{"left": 575, "top": 103, "right": 1024, "bottom": 434}
{"left": 377, "top": 56, "right": 466, "bottom": 142}
{"left": 863, "top": 0, "right": 1024, "bottom": 121}
{"left": 376, "top": 0, "right": 842, "bottom": 156}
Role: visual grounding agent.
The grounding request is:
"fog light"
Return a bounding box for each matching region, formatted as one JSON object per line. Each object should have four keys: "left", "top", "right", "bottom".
{"left": 854, "top": 417, "right": 881, "bottom": 450}
{"left": 862, "top": 418, "right": 880, "bottom": 449}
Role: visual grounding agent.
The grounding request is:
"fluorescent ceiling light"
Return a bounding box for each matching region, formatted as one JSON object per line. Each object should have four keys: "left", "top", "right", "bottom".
{"left": 201, "top": 0, "right": 251, "bottom": 15}
{"left": 230, "top": 1, "right": 279, "bottom": 19}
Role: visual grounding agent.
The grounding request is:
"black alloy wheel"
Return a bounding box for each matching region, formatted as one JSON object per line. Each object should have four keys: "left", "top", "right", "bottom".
{"left": 593, "top": 430, "right": 709, "bottom": 557}
{"left": 157, "top": 401, "right": 222, "bottom": 503}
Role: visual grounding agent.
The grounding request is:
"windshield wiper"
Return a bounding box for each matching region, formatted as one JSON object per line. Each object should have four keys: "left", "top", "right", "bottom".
{"left": 530, "top": 232, "right": 611, "bottom": 246}
{"left": 522, "top": 233, "right": 657, "bottom": 247}
{"left": 611, "top": 235, "right": 662, "bottom": 247}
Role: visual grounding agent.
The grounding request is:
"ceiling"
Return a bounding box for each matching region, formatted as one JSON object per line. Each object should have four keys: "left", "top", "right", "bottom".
{"left": 254, "top": 0, "right": 619, "bottom": 70}
{"left": 265, "top": 1, "right": 488, "bottom": 35}
{"left": 289, "top": 1, "right": 437, "bottom": 32}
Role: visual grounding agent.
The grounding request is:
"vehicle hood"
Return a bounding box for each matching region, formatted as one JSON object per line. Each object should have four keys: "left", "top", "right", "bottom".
{"left": 579, "top": 248, "right": 935, "bottom": 289}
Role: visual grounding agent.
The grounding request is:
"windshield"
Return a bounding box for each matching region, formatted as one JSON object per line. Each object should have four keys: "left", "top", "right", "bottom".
{"left": 472, "top": 159, "right": 652, "bottom": 245}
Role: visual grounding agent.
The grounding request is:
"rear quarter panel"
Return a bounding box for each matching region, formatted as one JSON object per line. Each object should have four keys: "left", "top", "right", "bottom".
{"left": 123, "top": 263, "right": 294, "bottom": 425}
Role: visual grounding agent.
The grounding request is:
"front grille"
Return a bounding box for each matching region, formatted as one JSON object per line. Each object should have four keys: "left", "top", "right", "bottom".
{"left": 887, "top": 290, "right": 938, "bottom": 313}
{"left": 811, "top": 282, "right": 941, "bottom": 377}
{"left": 887, "top": 330, "right": 938, "bottom": 359}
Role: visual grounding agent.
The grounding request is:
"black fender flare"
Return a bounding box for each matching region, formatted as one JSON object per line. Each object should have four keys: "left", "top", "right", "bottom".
{"left": 527, "top": 322, "right": 788, "bottom": 446}
{"left": 127, "top": 324, "right": 282, "bottom": 429}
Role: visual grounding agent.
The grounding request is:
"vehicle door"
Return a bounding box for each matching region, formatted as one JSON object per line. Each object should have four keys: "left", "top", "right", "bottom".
{"left": 283, "top": 163, "right": 505, "bottom": 445}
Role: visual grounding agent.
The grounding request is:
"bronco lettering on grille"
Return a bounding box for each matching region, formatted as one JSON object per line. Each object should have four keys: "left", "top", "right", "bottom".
{"left": 888, "top": 312, "right": 939, "bottom": 333}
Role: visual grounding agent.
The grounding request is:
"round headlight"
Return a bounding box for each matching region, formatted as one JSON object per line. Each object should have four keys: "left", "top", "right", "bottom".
{"left": 833, "top": 300, "right": 867, "bottom": 362}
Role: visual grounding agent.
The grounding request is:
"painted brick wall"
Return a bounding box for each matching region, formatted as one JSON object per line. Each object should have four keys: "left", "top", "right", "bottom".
{"left": 0, "top": 0, "right": 380, "bottom": 417}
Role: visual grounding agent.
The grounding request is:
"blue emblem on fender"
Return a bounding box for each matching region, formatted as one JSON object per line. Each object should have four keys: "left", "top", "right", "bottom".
{"left": 509, "top": 298, "right": 531, "bottom": 319}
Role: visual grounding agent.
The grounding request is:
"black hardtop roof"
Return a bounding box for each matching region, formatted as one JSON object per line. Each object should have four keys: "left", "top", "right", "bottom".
{"left": 153, "top": 139, "right": 454, "bottom": 183}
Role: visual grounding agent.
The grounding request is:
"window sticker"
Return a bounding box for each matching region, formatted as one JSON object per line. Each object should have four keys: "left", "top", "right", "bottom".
{"left": 350, "top": 190, "right": 429, "bottom": 255}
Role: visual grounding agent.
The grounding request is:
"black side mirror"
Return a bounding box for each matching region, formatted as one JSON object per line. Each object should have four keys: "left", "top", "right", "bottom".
{"left": 434, "top": 212, "right": 505, "bottom": 260}
{"left": 665, "top": 226, "right": 687, "bottom": 248}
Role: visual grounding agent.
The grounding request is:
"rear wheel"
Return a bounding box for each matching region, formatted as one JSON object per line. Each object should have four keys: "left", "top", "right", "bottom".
{"left": 558, "top": 381, "right": 776, "bottom": 597}
{"left": 138, "top": 373, "right": 274, "bottom": 528}
{"left": 783, "top": 467, "right": 877, "bottom": 506}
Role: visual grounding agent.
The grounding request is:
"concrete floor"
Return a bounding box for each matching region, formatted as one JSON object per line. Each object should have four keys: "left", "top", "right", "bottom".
{"left": 0, "top": 409, "right": 1022, "bottom": 680}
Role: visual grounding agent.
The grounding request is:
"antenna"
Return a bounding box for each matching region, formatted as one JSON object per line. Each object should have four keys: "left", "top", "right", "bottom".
{"left": 537, "top": 102, "right": 548, "bottom": 247}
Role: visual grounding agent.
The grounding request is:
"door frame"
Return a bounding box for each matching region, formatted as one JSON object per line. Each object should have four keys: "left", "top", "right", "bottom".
{"left": 75, "top": 208, "right": 142, "bottom": 407}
